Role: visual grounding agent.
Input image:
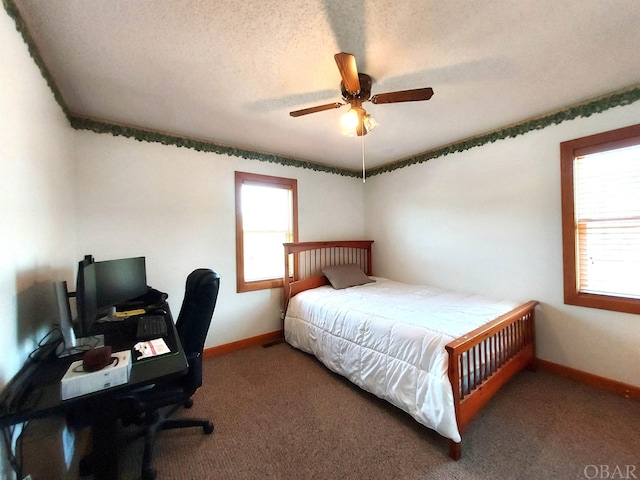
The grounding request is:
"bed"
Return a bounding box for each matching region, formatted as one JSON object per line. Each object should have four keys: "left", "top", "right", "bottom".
{"left": 282, "top": 240, "right": 537, "bottom": 459}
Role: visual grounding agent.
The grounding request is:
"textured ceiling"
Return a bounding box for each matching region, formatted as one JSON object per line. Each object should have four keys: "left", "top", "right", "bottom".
{"left": 9, "top": 0, "right": 640, "bottom": 172}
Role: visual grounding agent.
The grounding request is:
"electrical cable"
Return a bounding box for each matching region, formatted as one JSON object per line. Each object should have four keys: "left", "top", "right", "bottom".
{"left": 1, "top": 422, "right": 25, "bottom": 479}
{"left": 27, "top": 326, "right": 62, "bottom": 361}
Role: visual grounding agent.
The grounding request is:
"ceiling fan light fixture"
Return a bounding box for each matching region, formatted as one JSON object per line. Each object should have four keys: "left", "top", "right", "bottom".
{"left": 340, "top": 107, "right": 361, "bottom": 132}
{"left": 341, "top": 107, "right": 373, "bottom": 137}
{"left": 363, "top": 114, "right": 379, "bottom": 132}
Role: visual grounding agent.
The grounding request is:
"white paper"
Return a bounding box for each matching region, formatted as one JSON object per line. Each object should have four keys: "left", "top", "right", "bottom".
{"left": 134, "top": 338, "right": 170, "bottom": 358}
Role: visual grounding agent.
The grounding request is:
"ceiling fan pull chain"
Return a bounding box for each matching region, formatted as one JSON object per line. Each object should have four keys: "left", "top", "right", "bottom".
{"left": 362, "top": 135, "right": 366, "bottom": 183}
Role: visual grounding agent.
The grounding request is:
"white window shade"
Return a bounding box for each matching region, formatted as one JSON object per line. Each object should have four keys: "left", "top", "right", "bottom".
{"left": 574, "top": 145, "right": 640, "bottom": 298}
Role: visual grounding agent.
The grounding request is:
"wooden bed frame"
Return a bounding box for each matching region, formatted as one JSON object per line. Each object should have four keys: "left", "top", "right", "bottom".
{"left": 283, "top": 240, "right": 538, "bottom": 460}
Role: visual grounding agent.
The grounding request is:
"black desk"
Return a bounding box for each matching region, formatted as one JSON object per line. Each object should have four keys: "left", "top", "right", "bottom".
{"left": 0, "top": 308, "right": 188, "bottom": 480}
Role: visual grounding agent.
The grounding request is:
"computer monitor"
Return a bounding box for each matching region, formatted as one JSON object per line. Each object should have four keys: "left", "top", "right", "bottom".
{"left": 74, "top": 255, "right": 147, "bottom": 337}
{"left": 94, "top": 256, "right": 147, "bottom": 312}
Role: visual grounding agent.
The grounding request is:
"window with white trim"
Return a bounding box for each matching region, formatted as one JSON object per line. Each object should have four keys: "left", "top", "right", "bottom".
{"left": 235, "top": 171, "right": 298, "bottom": 292}
{"left": 560, "top": 123, "right": 640, "bottom": 314}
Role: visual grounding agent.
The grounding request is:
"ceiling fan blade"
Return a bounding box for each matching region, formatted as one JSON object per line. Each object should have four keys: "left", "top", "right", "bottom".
{"left": 370, "top": 87, "right": 434, "bottom": 104}
{"left": 334, "top": 52, "right": 361, "bottom": 95}
{"left": 289, "top": 102, "right": 343, "bottom": 117}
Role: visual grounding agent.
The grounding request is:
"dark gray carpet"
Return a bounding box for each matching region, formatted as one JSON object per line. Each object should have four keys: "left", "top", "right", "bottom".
{"left": 115, "top": 342, "right": 639, "bottom": 480}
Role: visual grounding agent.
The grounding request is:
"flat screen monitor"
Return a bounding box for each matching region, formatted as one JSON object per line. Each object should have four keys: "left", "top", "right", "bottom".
{"left": 94, "top": 256, "right": 147, "bottom": 311}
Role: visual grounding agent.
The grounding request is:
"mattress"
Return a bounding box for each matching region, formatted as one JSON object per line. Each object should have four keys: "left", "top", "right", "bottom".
{"left": 284, "top": 277, "right": 519, "bottom": 442}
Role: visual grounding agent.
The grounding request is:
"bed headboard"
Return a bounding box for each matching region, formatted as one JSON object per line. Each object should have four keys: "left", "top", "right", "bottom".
{"left": 282, "top": 240, "right": 374, "bottom": 312}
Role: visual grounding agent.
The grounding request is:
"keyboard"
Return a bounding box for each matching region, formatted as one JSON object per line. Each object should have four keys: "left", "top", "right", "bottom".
{"left": 136, "top": 315, "right": 168, "bottom": 341}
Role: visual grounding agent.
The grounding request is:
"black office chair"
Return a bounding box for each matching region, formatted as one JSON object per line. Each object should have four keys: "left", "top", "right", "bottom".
{"left": 121, "top": 268, "right": 220, "bottom": 480}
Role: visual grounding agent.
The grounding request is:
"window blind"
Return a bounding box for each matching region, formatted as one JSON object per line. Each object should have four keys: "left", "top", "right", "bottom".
{"left": 574, "top": 145, "right": 640, "bottom": 298}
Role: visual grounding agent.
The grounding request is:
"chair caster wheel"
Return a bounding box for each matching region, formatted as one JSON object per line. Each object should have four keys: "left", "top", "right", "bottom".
{"left": 142, "top": 466, "right": 157, "bottom": 480}
{"left": 204, "top": 422, "right": 214, "bottom": 434}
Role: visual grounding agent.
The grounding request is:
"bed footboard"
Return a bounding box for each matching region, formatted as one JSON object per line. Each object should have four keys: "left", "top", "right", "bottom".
{"left": 445, "top": 300, "right": 538, "bottom": 459}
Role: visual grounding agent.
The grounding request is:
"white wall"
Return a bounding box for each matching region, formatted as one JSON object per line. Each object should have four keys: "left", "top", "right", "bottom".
{"left": 0, "top": 13, "right": 77, "bottom": 480}
{"left": 0, "top": 9, "right": 76, "bottom": 386}
{"left": 364, "top": 102, "right": 640, "bottom": 387}
{"left": 73, "top": 132, "right": 365, "bottom": 347}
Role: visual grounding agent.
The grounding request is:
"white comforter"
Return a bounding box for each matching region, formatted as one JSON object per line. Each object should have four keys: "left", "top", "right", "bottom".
{"left": 284, "top": 277, "right": 519, "bottom": 442}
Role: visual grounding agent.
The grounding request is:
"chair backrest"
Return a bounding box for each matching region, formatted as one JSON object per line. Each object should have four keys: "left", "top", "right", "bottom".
{"left": 175, "top": 268, "right": 220, "bottom": 391}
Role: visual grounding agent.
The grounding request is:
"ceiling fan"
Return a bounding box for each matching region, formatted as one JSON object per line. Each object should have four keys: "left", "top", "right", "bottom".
{"left": 290, "top": 52, "right": 434, "bottom": 136}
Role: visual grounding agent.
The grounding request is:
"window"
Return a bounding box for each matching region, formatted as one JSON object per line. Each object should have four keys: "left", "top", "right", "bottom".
{"left": 560, "top": 123, "right": 640, "bottom": 314}
{"left": 235, "top": 171, "right": 298, "bottom": 292}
